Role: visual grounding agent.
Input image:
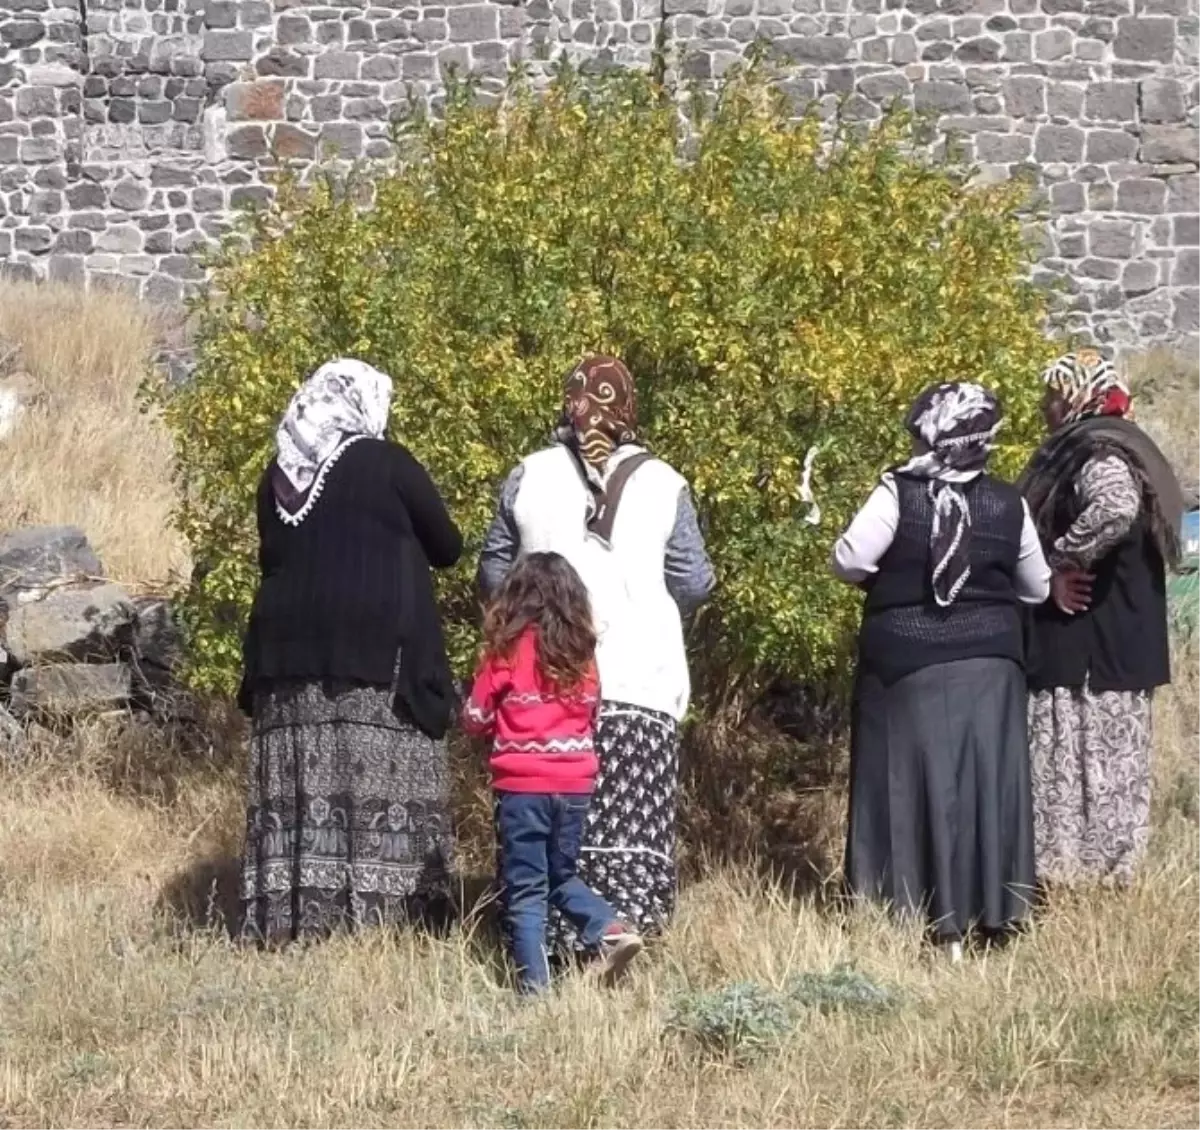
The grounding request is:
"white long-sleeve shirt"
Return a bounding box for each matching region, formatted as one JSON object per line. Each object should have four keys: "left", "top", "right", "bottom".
{"left": 831, "top": 474, "right": 1051, "bottom": 604}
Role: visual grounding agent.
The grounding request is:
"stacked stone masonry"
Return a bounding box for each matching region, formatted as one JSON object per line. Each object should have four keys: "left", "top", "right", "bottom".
{"left": 0, "top": 0, "right": 1196, "bottom": 350}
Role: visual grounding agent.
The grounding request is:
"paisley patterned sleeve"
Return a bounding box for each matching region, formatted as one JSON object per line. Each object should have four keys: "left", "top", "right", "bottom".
{"left": 1052, "top": 454, "right": 1142, "bottom": 570}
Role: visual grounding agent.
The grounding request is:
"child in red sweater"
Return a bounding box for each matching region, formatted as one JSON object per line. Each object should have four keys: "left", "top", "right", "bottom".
{"left": 463, "top": 551, "right": 642, "bottom": 993}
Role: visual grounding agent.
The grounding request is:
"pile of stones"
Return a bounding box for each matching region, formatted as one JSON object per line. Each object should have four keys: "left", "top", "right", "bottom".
{"left": 0, "top": 525, "right": 182, "bottom": 751}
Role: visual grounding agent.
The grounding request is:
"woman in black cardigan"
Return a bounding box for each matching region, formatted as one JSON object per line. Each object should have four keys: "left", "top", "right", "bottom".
{"left": 239, "top": 359, "right": 463, "bottom": 944}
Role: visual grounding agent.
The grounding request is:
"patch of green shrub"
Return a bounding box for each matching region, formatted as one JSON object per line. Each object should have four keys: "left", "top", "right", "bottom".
{"left": 159, "top": 60, "right": 1054, "bottom": 697}
{"left": 667, "top": 966, "right": 898, "bottom": 1064}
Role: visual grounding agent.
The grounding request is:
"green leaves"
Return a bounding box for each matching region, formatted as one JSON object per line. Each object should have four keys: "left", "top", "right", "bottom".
{"left": 159, "top": 60, "right": 1054, "bottom": 698}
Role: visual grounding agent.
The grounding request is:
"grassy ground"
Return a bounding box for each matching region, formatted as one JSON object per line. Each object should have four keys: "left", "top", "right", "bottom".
{"left": 0, "top": 286, "right": 1196, "bottom": 1128}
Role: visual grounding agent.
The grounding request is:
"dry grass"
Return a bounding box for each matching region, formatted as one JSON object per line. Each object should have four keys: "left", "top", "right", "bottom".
{"left": 0, "top": 286, "right": 1195, "bottom": 1128}
{"left": 0, "top": 675, "right": 1195, "bottom": 1129}
{"left": 0, "top": 282, "right": 187, "bottom": 587}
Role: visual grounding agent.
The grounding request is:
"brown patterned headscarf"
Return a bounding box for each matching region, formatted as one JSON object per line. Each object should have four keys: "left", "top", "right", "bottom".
{"left": 555, "top": 355, "right": 638, "bottom": 481}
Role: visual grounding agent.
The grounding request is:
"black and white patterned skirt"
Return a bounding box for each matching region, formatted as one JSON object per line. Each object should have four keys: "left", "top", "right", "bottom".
{"left": 240, "top": 680, "right": 455, "bottom": 945}
{"left": 548, "top": 701, "right": 680, "bottom": 951}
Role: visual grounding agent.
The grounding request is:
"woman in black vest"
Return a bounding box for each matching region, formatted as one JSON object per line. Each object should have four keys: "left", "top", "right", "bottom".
{"left": 832, "top": 383, "right": 1051, "bottom": 959}
{"left": 238, "top": 359, "right": 463, "bottom": 944}
{"left": 1020, "top": 350, "right": 1182, "bottom": 887}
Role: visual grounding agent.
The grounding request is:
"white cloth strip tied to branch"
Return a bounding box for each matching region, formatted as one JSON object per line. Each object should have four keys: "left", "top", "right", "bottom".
{"left": 800, "top": 444, "right": 822, "bottom": 527}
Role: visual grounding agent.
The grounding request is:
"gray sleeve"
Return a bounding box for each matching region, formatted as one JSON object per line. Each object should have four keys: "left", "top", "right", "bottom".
{"left": 476, "top": 464, "right": 524, "bottom": 599}
{"left": 665, "top": 486, "right": 716, "bottom": 615}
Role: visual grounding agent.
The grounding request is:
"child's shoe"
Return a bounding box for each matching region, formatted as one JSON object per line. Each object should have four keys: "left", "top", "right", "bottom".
{"left": 595, "top": 922, "right": 643, "bottom": 986}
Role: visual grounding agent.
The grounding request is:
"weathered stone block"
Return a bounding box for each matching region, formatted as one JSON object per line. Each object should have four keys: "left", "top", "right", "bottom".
{"left": 1085, "top": 81, "right": 1136, "bottom": 121}
{"left": 203, "top": 30, "right": 253, "bottom": 62}
{"left": 98, "top": 225, "right": 143, "bottom": 254}
{"left": 314, "top": 52, "right": 361, "bottom": 80}
{"left": 240, "top": 0, "right": 273, "bottom": 27}
{"left": 1034, "top": 28, "right": 1073, "bottom": 60}
{"left": 1080, "top": 257, "right": 1123, "bottom": 280}
{"left": 1058, "top": 231, "right": 1087, "bottom": 258}
{"left": 1121, "top": 259, "right": 1158, "bottom": 294}
{"left": 256, "top": 50, "right": 309, "bottom": 78}
{"left": 363, "top": 55, "right": 402, "bottom": 81}
{"left": 955, "top": 36, "right": 1001, "bottom": 62}
{"left": 273, "top": 123, "right": 318, "bottom": 160}
{"left": 1174, "top": 289, "right": 1199, "bottom": 334}
{"left": 1, "top": 21, "right": 45, "bottom": 49}
{"left": 1051, "top": 181, "right": 1086, "bottom": 212}
{"left": 1174, "top": 248, "right": 1200, "bottom": 287}
{"left": 1113, "top": 16, "right": 1174, "bottom": 61}
{"left": 205, "top": 1, "right": 238, "bottom": 29}
{"left": 10, "top": 663, "right": 132, "bottom": 718}
{"left": 1047, "top": 82, "right": 1084, "bottom": 120}
{"left": 1140, "top": 78, "right": 1187, "bottom": 124}
{"left": 277, "top": 14, "right": 311, "bottom": 45}
{"left": 6, "top": 582, "right": 136, "bottom": 665}
{"left": 1175, "top": 216, "right": 1200, "bottom": 246}
{"left": 1089, "top": 219, "right": 1136, "bottom": 258}
{"left": 777, "top": 36, "right": 852, "bottom": 63}
{"left": 19, "top": 138, "right": 61, "bottom": 164}
{"left": 858, "top": 74, "right": 911, "bottom": 103}
{"left": 226, "top": 81, "right": 285, "bottom": 121}
{"left": 110, "top": 180, "right": 149, "bottom": 211}
{"left": 1117, "top": 178, "right": 1167, "bottom": 213}
{"left": 976, "top": 132, "right": 1032, "bottom": 162}
{"left": 1168, "top": 175, "right": 1198, "bottom": 214}
{"left": 144, "top": 273, "right": 184, "bottom": 305}
{"left": 319, "top": 123, "right": 364, "bottom": 158}
{"left": 1004, "top": 76, "right": 1044, "bottom": 119}
{"left": 1036, "top": 124, "right": 1085, "bottom": 163}
{"left": 226, "top": 125, "right": 269, "bottom": 159}
{"left": 448, "top": 4, "right": 499, "bottom": 40}
{"left": 1086, "top": 129, "right": 1138, "bottom": 163}
{"left": 1141, "top": 127, "right": 1198, "bottom": 165}
{"left": 0, "top": 527, "right": 102, "bottom": 608}
{"left": 913, "top": 80, "right": 970, "bottom": 113}
{"left": 16, "top": 87, "right": 58, "bottom": 119}
{"left": 53, "top": 229, "right": 92, "bottom": 254}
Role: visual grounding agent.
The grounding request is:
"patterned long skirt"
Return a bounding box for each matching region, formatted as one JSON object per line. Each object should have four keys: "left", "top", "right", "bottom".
{"left": 548, "top": 701, "right": 680, "bottom": 952}
{"left": 1029, "top": 685, "right": 1153, "bottom": 886}
{"left": 240, "top": 680, "right": 455, "bottom": 944}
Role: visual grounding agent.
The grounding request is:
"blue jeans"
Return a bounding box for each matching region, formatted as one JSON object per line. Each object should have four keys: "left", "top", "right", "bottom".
{"left": 495, "top": 791, "right": 618, "bottom": 993}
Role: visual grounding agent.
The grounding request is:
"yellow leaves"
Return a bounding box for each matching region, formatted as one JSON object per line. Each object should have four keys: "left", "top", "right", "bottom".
{"left": 166, "top": 61, "right": 1051, "bottom": 693}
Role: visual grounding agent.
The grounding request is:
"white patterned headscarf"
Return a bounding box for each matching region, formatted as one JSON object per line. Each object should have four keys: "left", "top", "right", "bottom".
{"left": 895, "top": 381, "right": 1003, "bottom": 608}
{"left": 272, "top": 358, "right": 393, "bottom": 525}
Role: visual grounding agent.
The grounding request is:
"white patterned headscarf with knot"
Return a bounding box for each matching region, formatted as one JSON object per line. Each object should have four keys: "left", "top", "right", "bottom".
{"left": 894, "top": 381, "right": 1003, "bottom": 608}
{"left": 273, "top": 358, "right": 393, "bottom": 525}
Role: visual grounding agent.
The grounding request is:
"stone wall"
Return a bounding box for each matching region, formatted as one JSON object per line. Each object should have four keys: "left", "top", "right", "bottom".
{"left": 0, "top": 0, "right": 1196, "bottom": 351}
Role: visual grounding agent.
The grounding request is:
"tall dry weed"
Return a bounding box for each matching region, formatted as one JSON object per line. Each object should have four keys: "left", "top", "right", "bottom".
{"left": 0, "top": 282, "right": 187, "bottom": 585}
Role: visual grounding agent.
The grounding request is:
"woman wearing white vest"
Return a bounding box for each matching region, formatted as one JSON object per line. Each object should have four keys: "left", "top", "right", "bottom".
{"left": 478, "top": 355, "right": 715, "bottom": 949}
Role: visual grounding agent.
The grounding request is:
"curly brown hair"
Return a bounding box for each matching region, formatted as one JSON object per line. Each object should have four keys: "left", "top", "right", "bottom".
{"left": 482, "top": 552, "right": 597, "bottom": 692}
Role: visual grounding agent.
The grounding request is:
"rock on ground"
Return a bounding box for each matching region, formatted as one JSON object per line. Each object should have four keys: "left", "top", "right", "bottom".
{"left": 10, "top": 662, "right": 133, "bottom": 717}
{"left": 0, "top": 526, "right": 103, "bottom": 609}
{"left": 5, "top": 582, "right": 136, "bottom": 665}
{"left": 131, "top": 596, "right": 183, "bottom": 676}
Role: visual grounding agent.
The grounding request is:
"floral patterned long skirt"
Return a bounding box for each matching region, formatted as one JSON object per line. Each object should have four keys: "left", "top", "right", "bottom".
{"left": 547, "top": 701, "right": 680, "bottom": 952}
{"left": 240, "top": 680, "right": 455, "bottom": 944}
{"left": 1029, "top": 685, "right": 1153, "bottom": 887}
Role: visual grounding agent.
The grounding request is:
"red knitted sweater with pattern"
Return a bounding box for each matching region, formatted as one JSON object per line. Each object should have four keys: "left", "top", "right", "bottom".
{"left": 462, "top": 628, "right": 599, "bottom": 794}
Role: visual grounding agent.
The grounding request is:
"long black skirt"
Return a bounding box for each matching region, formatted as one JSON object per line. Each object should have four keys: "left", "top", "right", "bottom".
{"left": 240, "top": 680, "right": 455, "bottom": 945}
{"left": 846, "top": 656, "right": 1036, "bottom": 942}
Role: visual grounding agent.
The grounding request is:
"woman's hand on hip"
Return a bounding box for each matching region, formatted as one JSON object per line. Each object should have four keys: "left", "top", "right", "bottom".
{"left": 1051, "top": 567, "right": 1094, "bottom": 615}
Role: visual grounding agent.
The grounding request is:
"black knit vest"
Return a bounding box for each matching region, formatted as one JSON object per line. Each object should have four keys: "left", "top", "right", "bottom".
{"left": 1026, "top": 514, "right": 1170, "bottom": 693}
{"left": 859, "top": 473, "right": 1025, "bottom": 685}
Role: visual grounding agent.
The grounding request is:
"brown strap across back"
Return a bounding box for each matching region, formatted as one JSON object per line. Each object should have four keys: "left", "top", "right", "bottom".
{"left": 587, "top": 451, "right": 654, "bottom": 545}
